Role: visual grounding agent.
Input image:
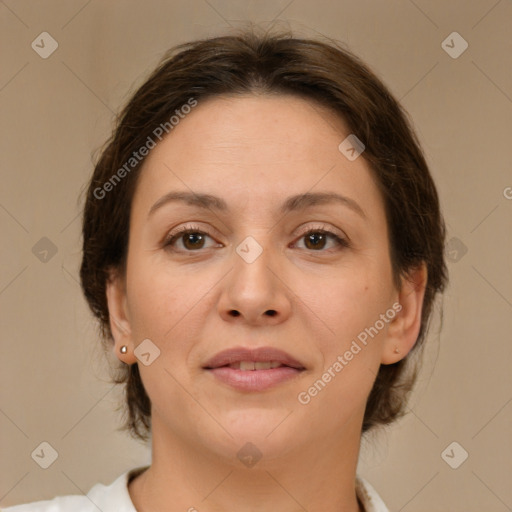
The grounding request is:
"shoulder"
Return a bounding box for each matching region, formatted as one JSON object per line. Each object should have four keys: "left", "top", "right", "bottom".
{"left": 1, "top": 466, "right": 148, "bottom": 512}
{"left": 355, "top": 476, "right": 389, "bottom": 512}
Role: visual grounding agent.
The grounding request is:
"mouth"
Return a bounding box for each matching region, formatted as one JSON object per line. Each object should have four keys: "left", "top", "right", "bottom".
{"left": 220, "top": 361, "right": 291, "bottom": 370}
{"left": 203, "top": 347, "right": 306, "bottom": 392}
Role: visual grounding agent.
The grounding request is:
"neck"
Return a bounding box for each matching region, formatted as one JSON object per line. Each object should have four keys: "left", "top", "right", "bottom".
{"left": 129, "top": 413, "right": 365, "bottom": 512}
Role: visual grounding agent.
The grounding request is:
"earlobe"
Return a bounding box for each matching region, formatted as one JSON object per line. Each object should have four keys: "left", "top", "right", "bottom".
{"left": 105, "top": 268, "right": 137, "bottom": 365}
{"left": 381, "top": 263, "right": 428, "bottom": 365}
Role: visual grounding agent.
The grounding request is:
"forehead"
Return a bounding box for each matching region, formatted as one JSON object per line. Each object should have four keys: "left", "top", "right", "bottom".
{"left": 132, "top": 94, "right": 381, "bottom": 215}
{"left": 159, "top": 93, "right": 350, "bottom": 164}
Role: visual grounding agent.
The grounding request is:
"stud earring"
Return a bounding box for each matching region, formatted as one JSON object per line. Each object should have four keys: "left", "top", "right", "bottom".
{"left": 394, "top": 347, "right": 400, "bottom": 354}
{"left": 120, "top": 345, "right": 128, "bottom": 354}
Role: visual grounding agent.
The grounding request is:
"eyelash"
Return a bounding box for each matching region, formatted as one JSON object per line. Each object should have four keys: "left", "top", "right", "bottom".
{"left": 163, "top": 224, "right": 350, "bottom": 253}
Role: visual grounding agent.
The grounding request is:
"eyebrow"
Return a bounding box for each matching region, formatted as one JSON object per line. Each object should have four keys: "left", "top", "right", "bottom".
{"left": 148, "top": 191, "right": 366, "bottom": 219}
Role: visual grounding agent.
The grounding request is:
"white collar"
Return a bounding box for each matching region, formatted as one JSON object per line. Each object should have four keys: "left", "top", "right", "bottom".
{"left": 89, "top": 466, "right": 388, "bottom": 512}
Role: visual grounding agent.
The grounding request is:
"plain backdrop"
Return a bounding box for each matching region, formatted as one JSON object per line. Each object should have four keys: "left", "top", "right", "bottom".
{"left": 1, "top": 1, "right": 511, "bottom": 511}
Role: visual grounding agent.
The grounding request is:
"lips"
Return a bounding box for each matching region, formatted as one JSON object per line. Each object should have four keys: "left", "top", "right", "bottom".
{"left": 203, "top": 347, "right": 305, "bottom": 370}
{"left": 203, "top": 346, "right": 306, "bottom": 392}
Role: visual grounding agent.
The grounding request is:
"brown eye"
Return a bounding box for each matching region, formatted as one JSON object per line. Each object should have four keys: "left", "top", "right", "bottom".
{"left": 304, "top": 232, "right": 328, "bottom": 250}
{"left": 295, "top": 229, "right": 349, "bottom": 252}
{"left": 164, "top": 226, "right": 218, "bottom": 252}
{"left": 181, "top": 232, "right": 206, "bottom": 250}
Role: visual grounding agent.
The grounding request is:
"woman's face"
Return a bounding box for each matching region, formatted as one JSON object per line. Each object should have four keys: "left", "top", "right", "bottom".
{"left": 108, "top": 94, "right": 419, "bottom": 464}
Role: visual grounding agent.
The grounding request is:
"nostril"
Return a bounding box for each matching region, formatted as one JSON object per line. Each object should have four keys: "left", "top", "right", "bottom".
{"left": 228, "top": 310, "right": 276, "bottom": 317}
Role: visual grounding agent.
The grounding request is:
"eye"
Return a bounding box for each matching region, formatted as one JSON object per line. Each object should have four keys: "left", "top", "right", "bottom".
{"left": 163, "top": 224, "right": 349, "bottom": 253}
{"left": 163, "top": 225, "right": 219, "bottom": 252}
{"left": 293, "top": 227, "right": 349, "bottom": 252}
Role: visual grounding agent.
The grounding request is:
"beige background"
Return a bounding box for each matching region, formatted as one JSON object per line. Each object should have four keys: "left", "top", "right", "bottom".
{"left": 1, "top": 1, "right": 511, "bottom": 511}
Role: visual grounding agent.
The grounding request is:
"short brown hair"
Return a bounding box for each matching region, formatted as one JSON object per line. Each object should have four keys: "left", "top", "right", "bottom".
{"left": 80, "top": 28, "right": 448, "bottom": 442}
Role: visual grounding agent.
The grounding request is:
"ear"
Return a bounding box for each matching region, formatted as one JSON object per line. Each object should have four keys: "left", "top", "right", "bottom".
{"left": 105, "top": 267, "right": 137, "bottom": 365}
{"left": 381, "top": 263, "right": 428, "bottom": 365}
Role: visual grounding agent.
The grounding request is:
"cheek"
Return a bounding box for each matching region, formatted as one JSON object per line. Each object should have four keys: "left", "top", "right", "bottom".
{"left": 295, "top": 277, "right": 388, "bottom": 422}
{"left": 125, "top": 252, "right": 187, "bottom": 339}
{"left": 125, "top": 253, "right": 219, "bottom": 369}
{"left": 294, "top": 262, "right": 394, "bottom": 405}
{"left": 298, "top": 266, "right": 390, "bottom": 341}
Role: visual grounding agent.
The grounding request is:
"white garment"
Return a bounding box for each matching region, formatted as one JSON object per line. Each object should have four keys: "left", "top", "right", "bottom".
{"left": 1, "top": 466, "right": 389, "bottom": 512}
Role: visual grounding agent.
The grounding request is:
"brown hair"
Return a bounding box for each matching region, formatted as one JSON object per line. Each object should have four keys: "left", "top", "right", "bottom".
{"left": 80, "top": 28, "right": 448, "bottom": 442}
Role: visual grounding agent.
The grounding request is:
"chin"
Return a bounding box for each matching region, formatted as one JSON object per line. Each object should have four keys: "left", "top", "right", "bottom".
{"left": 212, "top": 409, "right": 302, "bottom": 459}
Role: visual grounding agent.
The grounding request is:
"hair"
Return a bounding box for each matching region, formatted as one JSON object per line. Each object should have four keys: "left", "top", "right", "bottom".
{"left": 80, "top": 27, "right": 448, "bottom": 442}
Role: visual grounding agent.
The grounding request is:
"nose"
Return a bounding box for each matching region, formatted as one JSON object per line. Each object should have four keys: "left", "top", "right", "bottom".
{"left": 217, "top": 239, "right": 292, "bottom": 326}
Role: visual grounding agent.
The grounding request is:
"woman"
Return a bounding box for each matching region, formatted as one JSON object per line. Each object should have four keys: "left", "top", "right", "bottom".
{"left": 4, "top": 28, "right": 447, "bottom": 512}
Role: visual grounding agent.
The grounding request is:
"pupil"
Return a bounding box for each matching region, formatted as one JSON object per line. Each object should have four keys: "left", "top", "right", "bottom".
{"left": 185, "top": 233, "right": 204, "bottom": 249}
{"left": 306, "top": 233, "right": 325, "bottom": 250}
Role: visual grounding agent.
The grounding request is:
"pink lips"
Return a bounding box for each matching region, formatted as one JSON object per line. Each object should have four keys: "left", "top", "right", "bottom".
{"left": 203, "top": 346, "right": 305, "bottom": 392}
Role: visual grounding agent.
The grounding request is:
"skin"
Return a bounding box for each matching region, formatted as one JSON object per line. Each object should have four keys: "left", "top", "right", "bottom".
{"left": 106, "top": 94, "right": 427, "bottom": 512}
